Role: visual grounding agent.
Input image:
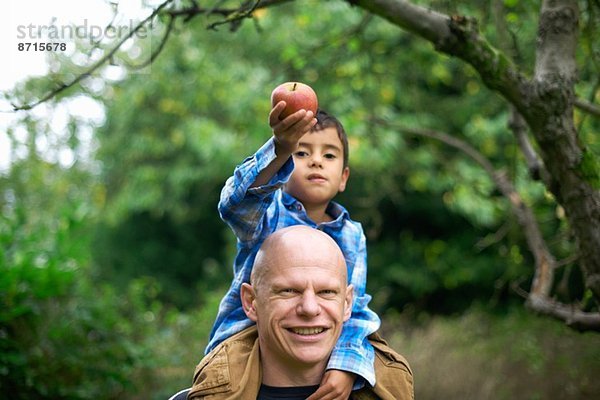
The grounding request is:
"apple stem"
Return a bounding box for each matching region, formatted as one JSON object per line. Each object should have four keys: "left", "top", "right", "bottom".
{"left": 293, "top": 82, "right": 297, "bottom": 91}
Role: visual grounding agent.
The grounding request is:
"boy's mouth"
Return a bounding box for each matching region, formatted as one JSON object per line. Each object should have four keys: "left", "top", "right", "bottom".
{"left": 307, "top": 173, "right": 327, "bottom": 182}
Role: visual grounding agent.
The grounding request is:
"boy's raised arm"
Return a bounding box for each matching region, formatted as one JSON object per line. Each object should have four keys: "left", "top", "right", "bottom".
{"left": 217, "top": 102, "right": 316, "bottom": 246}
{"left": 250, "top": 101, "right": 317, "bottom": 188}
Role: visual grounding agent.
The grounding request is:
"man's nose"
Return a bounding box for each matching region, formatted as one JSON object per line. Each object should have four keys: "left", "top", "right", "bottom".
{"left": 297, "top": 291, "right": 321, "bottom": 317}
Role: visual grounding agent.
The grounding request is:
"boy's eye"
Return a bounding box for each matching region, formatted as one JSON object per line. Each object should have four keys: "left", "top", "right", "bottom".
{"left": 295, "top": 151, "right": 309, "bottom": 157}
{"left": 324, "top": 153, "right": 336, "bottom": 159}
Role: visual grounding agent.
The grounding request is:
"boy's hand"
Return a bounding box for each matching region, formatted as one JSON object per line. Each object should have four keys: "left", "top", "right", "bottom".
{"left": 306, "top": 370, "right": 356, "bottom": 400}
{"left": 269, "top": 100, "right": 317, "bottom": 157}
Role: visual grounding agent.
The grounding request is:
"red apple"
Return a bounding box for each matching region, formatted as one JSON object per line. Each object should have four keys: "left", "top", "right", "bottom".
{"left": 270, "top": 82, "right": 318, "bottom": 119}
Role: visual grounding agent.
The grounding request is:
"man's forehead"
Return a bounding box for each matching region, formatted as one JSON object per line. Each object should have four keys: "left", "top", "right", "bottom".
{"left": 266, "top": 264, "right": 344, "bottom": 287}
{"left": 270, "top": 261, "right": 343, "bottom": 275}
{"left": 270, "top": 244, "right": 344, "bottom": 267}
{"left": 253, "top": 226, "right": 347, "bottom": 283}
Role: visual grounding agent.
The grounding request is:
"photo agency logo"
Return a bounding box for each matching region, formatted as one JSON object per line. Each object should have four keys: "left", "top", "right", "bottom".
{"left": 16, "top": 17, "right": 149, "bottom": 46}
{"left": 11, "top": 6, "right": 153, "bottom": 76}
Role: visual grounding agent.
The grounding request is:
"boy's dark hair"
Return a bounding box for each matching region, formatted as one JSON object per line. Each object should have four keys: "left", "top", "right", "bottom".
{"left": 312, "top": 109, "right": 349, "bottom": 168}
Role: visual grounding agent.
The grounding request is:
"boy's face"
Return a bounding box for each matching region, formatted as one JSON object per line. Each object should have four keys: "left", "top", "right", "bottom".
{"left": 284, "top": 127, "right": 350, "bottom": 208}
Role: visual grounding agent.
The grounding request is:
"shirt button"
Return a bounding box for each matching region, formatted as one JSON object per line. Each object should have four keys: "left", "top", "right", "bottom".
{"left": 296, "top": 204, "right": 302, "bottom": 211}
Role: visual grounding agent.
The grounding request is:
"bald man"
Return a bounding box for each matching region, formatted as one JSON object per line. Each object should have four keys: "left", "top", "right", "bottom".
{"left": 188, "top": 226, "right": 413, "bottom": 400}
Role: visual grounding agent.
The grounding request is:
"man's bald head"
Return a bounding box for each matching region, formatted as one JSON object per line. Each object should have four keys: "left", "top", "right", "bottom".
{"left": 241, "top": 225, "right": 353, "bottom": 384}
{"left": 251, "top": 226, "right": 347, "bottom": 292}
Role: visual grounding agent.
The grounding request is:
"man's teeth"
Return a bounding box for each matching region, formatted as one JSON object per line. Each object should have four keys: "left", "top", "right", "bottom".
{"left": 291, "top": 327, "right": 324, "bottom": 335}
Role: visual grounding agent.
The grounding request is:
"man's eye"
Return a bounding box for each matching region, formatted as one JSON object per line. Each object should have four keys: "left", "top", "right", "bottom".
{"left": 319, "top": 289, "right": 337, "bottom": 296}
{"left": 281, "top": 288, "right": 298, "bottom": 294}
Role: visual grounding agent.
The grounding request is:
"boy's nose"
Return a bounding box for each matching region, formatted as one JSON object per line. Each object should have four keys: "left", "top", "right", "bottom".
{"left": 309, "top": 154, "right": 323, "bottom": 167}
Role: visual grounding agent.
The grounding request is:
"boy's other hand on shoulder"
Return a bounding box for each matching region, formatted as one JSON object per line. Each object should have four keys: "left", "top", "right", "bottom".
{"left": 306, "top": 369, "right": 356, "bottom": 400}
{"left": 269, "top": 100, "right": 318, "bottom": 157}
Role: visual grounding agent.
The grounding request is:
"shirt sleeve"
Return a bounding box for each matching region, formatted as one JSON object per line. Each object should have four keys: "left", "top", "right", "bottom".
{"left": 206, "top": 138, "right": 294, "bottom": 354}
{"left": 327, "top": 232, "right": 381, "bottom": 388}
{"left": 218, "top": 137, "right": 293, "bottom": 245}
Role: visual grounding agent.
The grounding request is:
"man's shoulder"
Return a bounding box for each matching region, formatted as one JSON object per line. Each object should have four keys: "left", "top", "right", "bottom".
{"left": 359, "top": 333, "right": 414, "bottom": 400}
{"left": 347, "top": 334, "right": 414, "bottom": 400}
{"left": 369, "top": 334, "right": 412, "bottom": 375}
{"left": 189, "top": 327, "right": 260, "bottom": 399}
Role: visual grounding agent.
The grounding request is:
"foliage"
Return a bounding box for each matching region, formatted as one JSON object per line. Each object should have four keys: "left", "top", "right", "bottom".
{"left": 3, "top": 0, "right": 591, "bottom": 313}
{"left": 1, "top": 0, "right": 600, "bottom": 396}
{"left": 82, "top": 0, "right": 571, "bottom": 314}
{"left": 0, "top": 157, "right": 219, "bottom": 398}
{"left": 3, "top": 0, "right": 592, "bottom": 312}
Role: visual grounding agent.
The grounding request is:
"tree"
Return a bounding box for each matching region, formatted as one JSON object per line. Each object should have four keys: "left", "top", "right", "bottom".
{"left": 4, "top": 0, "right": 600, "bottom": 330}
{"left": 345, "top": 0, "right": 600, "bottom": 330}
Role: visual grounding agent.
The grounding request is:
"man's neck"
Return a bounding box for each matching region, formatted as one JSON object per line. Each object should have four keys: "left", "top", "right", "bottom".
{"left": 260, "top": 358, "right": 327, "bottom": 387}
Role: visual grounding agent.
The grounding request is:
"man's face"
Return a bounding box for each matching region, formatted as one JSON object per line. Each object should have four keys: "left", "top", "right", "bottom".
{"left": 242, "top": 233, "right": 353, "bottom": 371}
{"left": 284, "top": 127, "right": 349, "bottom": 208}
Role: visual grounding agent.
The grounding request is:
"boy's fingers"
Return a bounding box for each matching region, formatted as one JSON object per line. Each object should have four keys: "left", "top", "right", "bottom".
{"left": 290, "top": 117, "right": 316, "bottom": 138}
{"left": 283, "top": 109, "right": 309, "bottom": 125}
{"left": 288, "top": 110, "right": 315, "bottom": 131}
{"left": 272, "top": 109, "right": 308, "bottom": 133}
{"left": 305, "top": 386, "right": 328, "bottom": 400}
{"left": 268, "top": 101, "right": 287, "bottom": 126}
{"left": 306, "top": 391, "right": 338, "bottom": 400}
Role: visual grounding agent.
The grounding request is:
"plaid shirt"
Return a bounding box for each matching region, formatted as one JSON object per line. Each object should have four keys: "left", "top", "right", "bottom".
{"left": 206, "top": 138, "right": 381, "bottom": 387}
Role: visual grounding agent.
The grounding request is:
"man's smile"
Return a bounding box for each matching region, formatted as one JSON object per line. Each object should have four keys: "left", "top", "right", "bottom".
{"left": 287, "top": 326, "right": 328, "bottom": 336}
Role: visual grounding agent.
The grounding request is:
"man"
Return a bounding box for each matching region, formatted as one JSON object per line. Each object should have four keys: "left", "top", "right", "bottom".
{"left": 187, "top": 226, "right": 413, "bottom": 399}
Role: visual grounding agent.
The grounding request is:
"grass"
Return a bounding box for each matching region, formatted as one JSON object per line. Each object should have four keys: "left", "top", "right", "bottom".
{"left": 380, "top": 307, "right": 600, "bottom": 400}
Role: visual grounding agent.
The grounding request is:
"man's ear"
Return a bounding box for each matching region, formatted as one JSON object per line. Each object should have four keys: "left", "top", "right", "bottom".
{"left": 241, "top": 282, "right": 258, "bottom": 322}
{"left": 343, "top": 284, "right": 354, "bottom": 322}
{"left": 338, "top": 166, "right": 350, "bottom": 192}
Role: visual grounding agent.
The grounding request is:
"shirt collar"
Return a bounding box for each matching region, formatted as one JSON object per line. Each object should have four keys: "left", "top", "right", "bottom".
{"left": 281, "top": 192, "right": 349, "bottom": 226}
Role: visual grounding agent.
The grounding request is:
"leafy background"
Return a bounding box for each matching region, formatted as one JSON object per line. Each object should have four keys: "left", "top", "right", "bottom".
{"left": 1, "top": 1, "right": 599, "bottom": 399}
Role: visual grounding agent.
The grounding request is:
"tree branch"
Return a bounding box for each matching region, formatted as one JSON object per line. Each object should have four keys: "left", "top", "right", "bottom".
{"left": 124, "top": 14, "right": 175, "bottom": 70}
{"left": 574, "top": 97, "right": 600, "bottom": 117}
{"left": 377, "top": 120, "right": 557, "bottom": 295}
{"left": 527, "top": 294, "right": 600, "bottom": 331}
{"left": 5, "top": 0, "right": 296, "bottom": 112}
{"left": 346, "top": 0, "right": 533, "bottom": 114}
{"left": 8, "top": 0, "right": 175, "bottom": 112}
{"left": 375, "top": 118, "right": 600, "bottom": 331}
{"left": 347, "top": 0, "right": 450, "bottom": 44}
{"left": 508, "top": 108, "right": 547, "bottom": 182}
{"left": 166, "top": 0, "right": 294, "bottom": 21}
{"left": 206, "top": 0, "right": 262, "bottom": 31}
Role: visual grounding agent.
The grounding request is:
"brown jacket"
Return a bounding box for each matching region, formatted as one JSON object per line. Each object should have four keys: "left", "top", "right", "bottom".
{"left": 188, "top": 326, "right": 413, "bottom": 400}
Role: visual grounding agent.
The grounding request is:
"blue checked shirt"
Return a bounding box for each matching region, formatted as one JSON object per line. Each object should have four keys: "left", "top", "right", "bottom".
{"left": 206, "top": 138, "right": 381, "bottom": 387}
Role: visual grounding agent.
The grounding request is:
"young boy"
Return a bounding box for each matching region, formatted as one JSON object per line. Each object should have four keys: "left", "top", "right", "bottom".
{"left": 206, "top": 101, "right": 381, "bottom": 398}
